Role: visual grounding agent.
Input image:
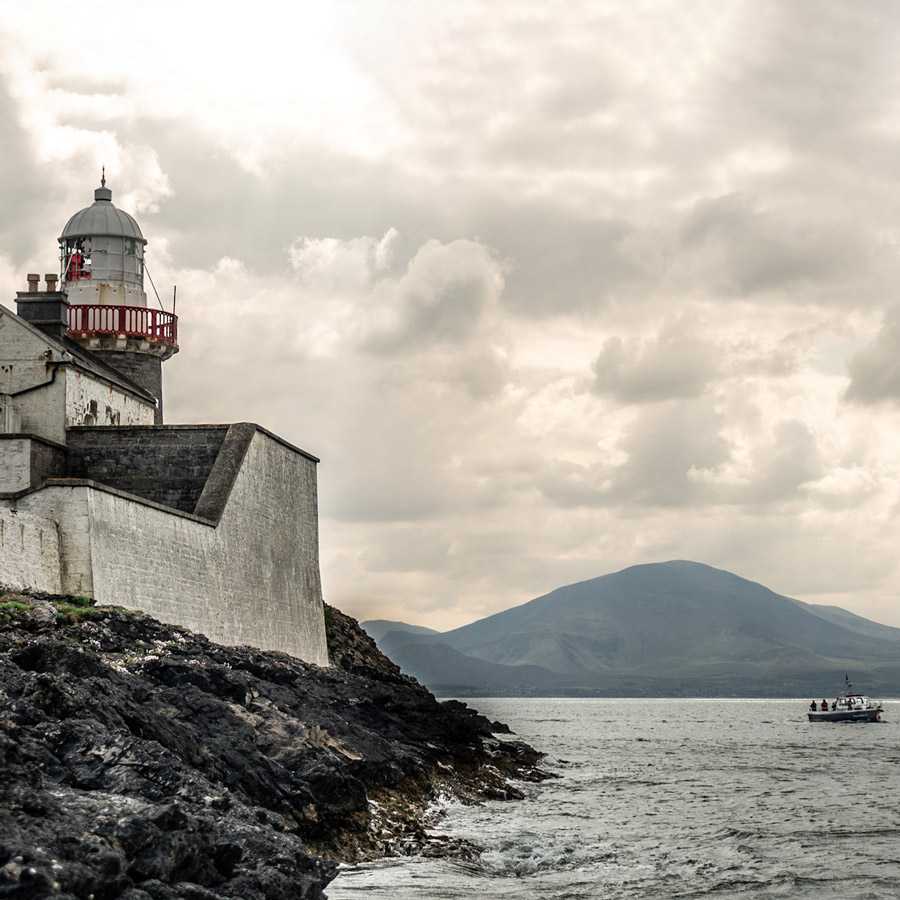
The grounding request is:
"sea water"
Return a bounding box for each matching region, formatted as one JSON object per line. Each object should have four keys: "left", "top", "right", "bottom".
{"left": 329, "top": 698, "right": 900, "bottom": 899}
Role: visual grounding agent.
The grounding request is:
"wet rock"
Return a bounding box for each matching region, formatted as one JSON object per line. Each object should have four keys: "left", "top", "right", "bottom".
{"left": 0, "top": 597, "right": 548, "bottom": 899}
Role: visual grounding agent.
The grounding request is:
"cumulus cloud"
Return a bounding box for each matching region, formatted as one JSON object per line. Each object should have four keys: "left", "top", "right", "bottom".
{"left": 539, "top": 399, "right": 732, "bottom": 509}
{"left": 592, "top": 319, "right": 719, "bottom": 403}
{"left": 290, "top": 228, "right": 399, "bottom": 291}
{"left": 845, "top": 308, "right": 900, "bottom": 405}
{"left": 740, "top": 420, "right": 824, "bottom": 505}
{"left": 363, "top": 239, "right": 505, "bottom": 352}
{"left": 670, "top": 192, "right": 869, "bottom": 301}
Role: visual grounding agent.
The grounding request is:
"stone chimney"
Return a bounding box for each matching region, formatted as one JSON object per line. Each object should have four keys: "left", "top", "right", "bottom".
{"left": 15, "top": 276, "right": 69, "bottom": 342}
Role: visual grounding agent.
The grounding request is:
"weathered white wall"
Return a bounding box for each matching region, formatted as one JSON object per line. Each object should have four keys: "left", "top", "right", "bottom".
{"left": 0, "top": 504, "right": 61, "bottom": 594}
{"left": 0, "top": 394, "right": 22, "bottom": 433}
{"left": 16, "top": 485, "right": 93, "bottom": 596}
{"left": 213, "top": 432, "right": 328, "bottom": 664}
{"left": 0, "top": 307, "right": 53, "bottom": 393}
{"left": 0, "top": 439, "right": 30, "bottom": 492}
{"left": 0, "top": 308, "right": 66, "bottom": 442}
{"left": 84, "top": 431, "right": 329, "bottom": 665}
{"left": 17, "top": 432, "right": 329, "bottom": 665}
{"left": 65, "top": 369, "right": 155, "bottom": 429}
{"left": 4, "top": 366, "right": 152, "bottom": 445}
{"left": 10, "top": 379, "right": 66, "bottom": 443}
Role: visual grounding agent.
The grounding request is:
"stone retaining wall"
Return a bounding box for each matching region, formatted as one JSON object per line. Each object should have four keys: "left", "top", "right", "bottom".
{"left": 66, "top": 426, "right": 229, "bottom": 514}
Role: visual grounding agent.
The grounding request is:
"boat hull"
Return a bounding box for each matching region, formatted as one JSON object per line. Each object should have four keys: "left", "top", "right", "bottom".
{"left": 808, "top": 708, "right": 882, "bottom": 723}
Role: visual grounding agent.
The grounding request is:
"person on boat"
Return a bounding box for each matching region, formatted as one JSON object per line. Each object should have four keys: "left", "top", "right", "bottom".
{"left": 821, "top": 699, "right": 828, "bottom": 711}
{"left": 831, "top": 701, "right": 837, "bottom": 710}
{"left": 810, "top": 701, "right": 817, "bottom": 712}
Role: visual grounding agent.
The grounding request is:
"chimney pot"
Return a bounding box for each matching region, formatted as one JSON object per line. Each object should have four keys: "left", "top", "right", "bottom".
{"left": 26, "top": 274, "right": 40, "bottom": 293}
{"left": 45, "top": 274, "right": 58, "bottom": 291}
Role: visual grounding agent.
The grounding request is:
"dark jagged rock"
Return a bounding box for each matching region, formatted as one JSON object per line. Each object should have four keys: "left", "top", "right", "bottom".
{"left": 0, "top": 595, "right": 548, "bottom": 899}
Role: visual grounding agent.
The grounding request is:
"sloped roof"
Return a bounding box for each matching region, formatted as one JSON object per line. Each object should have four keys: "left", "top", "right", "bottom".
{"left": 59, "top": 337, "right": 157, "bottom": 404}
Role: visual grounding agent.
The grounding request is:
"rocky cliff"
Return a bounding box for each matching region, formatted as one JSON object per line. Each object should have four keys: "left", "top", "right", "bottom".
{"left": 0, "top": 594, "right": 546, "bottom": 899}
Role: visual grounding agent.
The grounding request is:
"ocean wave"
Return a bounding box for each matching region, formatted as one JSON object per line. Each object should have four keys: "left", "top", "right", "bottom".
{"left": 463, "top": 835, "right": 608, "bottom": 878}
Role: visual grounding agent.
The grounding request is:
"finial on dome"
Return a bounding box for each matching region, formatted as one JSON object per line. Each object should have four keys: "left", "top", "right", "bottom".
{"left": 94, "top": 168, "right": 112, "bottom": 202}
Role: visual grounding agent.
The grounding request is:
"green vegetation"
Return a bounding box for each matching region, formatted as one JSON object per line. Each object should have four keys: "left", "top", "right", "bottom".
{"left": 54, "top": 602, "right": 105, "bottom": 624}
{"left": 0, "top": 591, "right": 131, "bottom": 626}
{"left": 0, "top": 599, "right": 30, "bottom": 611}
{"left": 0, "top": 599, "right": 31, "bottom": 624}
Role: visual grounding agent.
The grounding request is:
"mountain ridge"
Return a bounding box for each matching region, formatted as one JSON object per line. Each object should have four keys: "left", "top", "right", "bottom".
{"left": 361, "top": 620, "right": 440, "bottom": 644}
{"left": 363, "top": 561, "right": 900, "bottom": 697}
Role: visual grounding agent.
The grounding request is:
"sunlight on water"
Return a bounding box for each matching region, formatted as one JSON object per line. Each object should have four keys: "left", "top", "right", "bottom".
{"left": 329, "top": 699, "right": 900, "bottom": 899}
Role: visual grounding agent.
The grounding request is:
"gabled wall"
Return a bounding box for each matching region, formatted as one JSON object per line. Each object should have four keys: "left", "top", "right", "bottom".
{"left": 0, "top": 307, "right": 155, "bottom": 442}
{"left": 0, "top": 308, "right": 66, "bottom": 441}
{"left": 0, "top": 307, "right": 55, "bottom": 393}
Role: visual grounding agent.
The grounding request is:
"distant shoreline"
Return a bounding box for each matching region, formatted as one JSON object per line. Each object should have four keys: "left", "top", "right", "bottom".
{"left": 438, "top": 694, "right": 900, "bottom": 701}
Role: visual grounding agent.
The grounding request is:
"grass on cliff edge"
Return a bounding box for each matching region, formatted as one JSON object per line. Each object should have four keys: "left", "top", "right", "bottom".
{"left": 0, "top": 592, "right": 131, "bottom": 625}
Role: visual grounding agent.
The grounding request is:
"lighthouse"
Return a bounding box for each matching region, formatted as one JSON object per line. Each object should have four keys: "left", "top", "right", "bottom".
{"left": 59, "top": 171, "right": 178, "bottom": 422}
{"left": 0, "top": 173, "right": 329, "bottom": 665}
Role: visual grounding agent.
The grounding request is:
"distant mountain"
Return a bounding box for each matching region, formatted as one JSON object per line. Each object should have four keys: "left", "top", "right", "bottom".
{"left": 377, "top": 631, "right": 573, "bottom": 696}
{"left": 360, "top": 620, "right": 440, "bottom": 644}
{"left": 365, "top": 561, "right": 900, "bottom": 697}
{"left": 803, "top": 603, "right": 900, "bottom": 644}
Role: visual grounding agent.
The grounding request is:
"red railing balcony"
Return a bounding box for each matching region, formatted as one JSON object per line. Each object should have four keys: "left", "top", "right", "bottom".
{"left": 67, "top": 304, "right": 178, "bottom": 350}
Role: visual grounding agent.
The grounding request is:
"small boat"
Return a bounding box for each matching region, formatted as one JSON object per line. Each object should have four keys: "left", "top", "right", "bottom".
{"left": 807, "top": 676, "right": 883, "bottom": 723}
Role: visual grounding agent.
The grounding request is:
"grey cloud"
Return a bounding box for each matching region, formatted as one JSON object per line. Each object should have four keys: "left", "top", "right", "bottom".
{"left": 710, "top": 3, "right": 900, "bottom": 146}
{"left": 44, "top": 72, "right": 129, "bottom": 98}
{"left": 427, "top": 346, "right": 510, "bottom": 400}
{"left": 592, "top": 321, "right": 719, "bottom": 403}
{"left": 844, "top": 308, "right": 900, "bottom": 405}
{"left": 673, "top": 192, "right": 869, "bottom": 300}
{"left": 0, "top": 75, "right": 63, "bottom": 265}
{"left": 540, "top": 400, "right": 732, "bottom": 509}
{"left": 135, "top": 118, "right": 647, "bottom": 318}
{"left": 743, "top": 420, "right": 823, "bottom": 505}
{"left": 540, "top": 408, "right": 825, "bottom": 512}
{"left": 687, "top": 513, "right": 895, "bottom": 599}
{"left": 610, "top": 401, "right": 732, "bottom": 507}
{"left": 363, "top": 239, "right": 503, "bottom": 352}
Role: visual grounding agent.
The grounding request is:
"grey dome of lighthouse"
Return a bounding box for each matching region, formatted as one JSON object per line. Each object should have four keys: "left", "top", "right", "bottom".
{"left": 58, "top": 171, "right": 148, "bottom": 293}
{"left": 59, "top": 175, "right": 146, "bottom": 243}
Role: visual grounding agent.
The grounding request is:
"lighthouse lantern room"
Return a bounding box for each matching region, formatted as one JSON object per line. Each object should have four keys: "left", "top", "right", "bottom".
{"left": 60, "top": 170, "right": 148, "bottom": 306}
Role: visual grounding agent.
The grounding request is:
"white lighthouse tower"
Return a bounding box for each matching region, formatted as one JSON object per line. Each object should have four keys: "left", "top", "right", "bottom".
{"left": 59, "top": 172, "right": 178, "bottom": 422}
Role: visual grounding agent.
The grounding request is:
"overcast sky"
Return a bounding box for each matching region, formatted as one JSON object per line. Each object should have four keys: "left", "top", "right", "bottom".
{"left": 4, "top": 1, "right": 900, "bottom": 628}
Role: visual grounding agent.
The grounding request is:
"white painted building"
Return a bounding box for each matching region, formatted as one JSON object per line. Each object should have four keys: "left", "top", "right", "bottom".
{"left": 0, "top": 178, "right": 329, "bottom": 667}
